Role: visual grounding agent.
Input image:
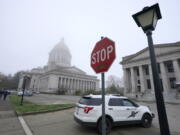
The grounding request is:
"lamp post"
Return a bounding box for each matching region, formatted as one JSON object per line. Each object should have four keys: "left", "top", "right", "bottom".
{"left": 20, "top": 75, "right": 29, "bottom": 106}
{"left": 132, "top": 3, "right": 170, "bottom": 135}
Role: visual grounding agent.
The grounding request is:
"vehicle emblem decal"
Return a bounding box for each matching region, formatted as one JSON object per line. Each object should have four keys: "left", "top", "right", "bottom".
{"left": 128, "top": 111, "right": 139, "bottom": 118}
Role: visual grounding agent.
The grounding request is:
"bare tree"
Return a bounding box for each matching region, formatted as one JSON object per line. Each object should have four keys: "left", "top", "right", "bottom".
{"left": 106, "top": 75, "right": 123, "bottom": 88}
{"left": 106, "top": 75, "right": 124, "bottom": 95}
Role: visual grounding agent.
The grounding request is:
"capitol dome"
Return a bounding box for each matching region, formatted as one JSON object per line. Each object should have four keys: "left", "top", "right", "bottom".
{"left": 48, "top": 39, "right": 72, "bottom": 67}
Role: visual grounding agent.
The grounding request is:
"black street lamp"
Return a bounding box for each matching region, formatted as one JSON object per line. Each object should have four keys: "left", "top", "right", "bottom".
{"left": 20, "top": 75, "right": 29, "bottom": 106}
{"left": 132, "top": 3, "right": 170, "bottom": 135}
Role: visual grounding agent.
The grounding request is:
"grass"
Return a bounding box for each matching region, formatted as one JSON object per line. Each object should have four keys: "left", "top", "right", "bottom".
{"left": 9, "top": 95, "right": 75, "bottom": 115}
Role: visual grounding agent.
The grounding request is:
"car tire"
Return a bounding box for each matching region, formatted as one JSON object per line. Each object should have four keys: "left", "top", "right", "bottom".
{"left": 141, "top": 114, "right": 152, "bottom": 128}
{"left": 97, "top": 118, "right": 112, "bottom": 135}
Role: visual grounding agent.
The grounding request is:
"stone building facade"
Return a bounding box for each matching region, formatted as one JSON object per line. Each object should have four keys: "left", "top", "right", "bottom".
{"left": 120, "top": 42, "right": 180, "bottom": 102}
{"left": 18, "top": 39, "right": 99, "bottom": 94}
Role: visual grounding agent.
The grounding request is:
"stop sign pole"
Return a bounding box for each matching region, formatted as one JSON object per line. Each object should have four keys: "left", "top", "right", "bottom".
{"left": 101, "top": 37, "right": 106, "bottom": 135}
{"left": 91, "top": 37, "right": 116, "bottom": 135}
{"left": 101, "top": 66, "right": 106, "bottom": 135}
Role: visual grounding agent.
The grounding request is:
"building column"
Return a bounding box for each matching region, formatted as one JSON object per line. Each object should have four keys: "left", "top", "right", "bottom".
{"left": 139, "top": 65, "right": 145, "bottom": 93}
{"left": 89, "top": 81, "right": 92, "bottom": 90}
{"left": 84, "top": 81, "right": 87, "bottom": 91}
{"left": 70, "top": 78, "right": 73, "bottom": 90}
{"left": 149, "top": 65, "right": 155, "bottom": 93}
{"left": 18, "top": 77, "right": 24, "bottom": 90}
{"left": 29, "top": 77, "right": 34, "bottom": 90}
{"left": 65, "top": 78, "right": 68, "bottom": 89}
{"left": 62, "top": 77, "right": 65, "bottom": 88}
{"left": 68, "top": 78, "right": 70, "bottom": 89}
{"left": 75, "top": 79, "right": 77, "bottom": 90}
{"left": 79, "top": 80, "right": 82, "bottom": 90}
{"left": 71, "top": 78, "right": 74, "bottom": 90}
{"left": 73, "top": 79, "right": 76, "bottom": 90}
{"left": 87, "top": 81, "right": 89, "bottom": 90}
{"left": 69, "top": 78, "right": 71, "bottom": 89}
{"left": 89, "top": 81, "right": 91, "bottom": 90}
{"left": 76, "top": 79, "right": 79, "bottom": 90}
{"left": 130, "top": 67, "right": 136, "bottom": 94}
{"left": 173, "top": 59, "right": 180, "bottom": 83}
{"left": 58, "top": 77, "right": 60, "bottom": 88}
{"left": 123, "top": 68, "right": 128, "bottom": 94}
{"left": 74, "top": 79, "right": 76, "bottom": 91}
{"left": 94, "top": 82, "right": 96, "bottom": 90}
{"left": 83, "top": 80, "right": 86, "bottom": 91}
{"left": 60, "top": 77, "right": 62, "bottom": 88}
{"left": 86, "top": 81, "right": 88, "bottom": 90}
{"left": 92, "top": 82, "right": 94, "bottom": 90}
{"left": 83, "top": 80, "right": 85, "bottom": 91}
{"left": 91, "top": 82, "right": 93, "bottom": 90}
{"left": 160, "top": 62, "right": 169, "bottom": 93}
{"left": 66, "top": 78, "right": 69, "bottom": 89}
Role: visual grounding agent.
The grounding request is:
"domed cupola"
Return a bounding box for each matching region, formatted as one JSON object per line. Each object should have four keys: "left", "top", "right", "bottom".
{"left": 48, "top": 38, "right": 72, "bottom": 67}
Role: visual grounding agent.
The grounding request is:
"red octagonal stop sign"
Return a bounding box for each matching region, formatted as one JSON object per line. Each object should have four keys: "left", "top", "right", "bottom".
{"left": 91, "top": 37, "right": 116, "bottom": 73}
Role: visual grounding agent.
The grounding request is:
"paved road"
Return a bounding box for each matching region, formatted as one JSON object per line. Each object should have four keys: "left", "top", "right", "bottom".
{"left": 23, "top": 94, "right": 180, "bottom": 135}
{"left": 138, "top": 101, "right": 180, "bottom": 134}
{"left": 24, "top": 108, "right": 180, "bottom": 135}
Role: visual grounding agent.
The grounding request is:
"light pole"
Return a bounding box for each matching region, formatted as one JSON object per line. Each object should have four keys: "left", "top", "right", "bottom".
{"left": 20, "top": 75, "right": 29, "bottom": 106}
{"left": 132, "top": 3, "right": 170, "bottom": 135}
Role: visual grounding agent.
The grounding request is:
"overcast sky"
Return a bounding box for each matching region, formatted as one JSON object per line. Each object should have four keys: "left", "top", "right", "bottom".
{"left": 0, "top": 0, "right": 179, "bottom": 80}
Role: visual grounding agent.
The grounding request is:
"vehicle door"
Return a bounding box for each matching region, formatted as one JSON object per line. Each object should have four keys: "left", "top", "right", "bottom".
{"left": 121, "top": 99, "right": 139, "bottom": 121}
{"left": 107, "top": 98, "right": 127, "bottom": 121}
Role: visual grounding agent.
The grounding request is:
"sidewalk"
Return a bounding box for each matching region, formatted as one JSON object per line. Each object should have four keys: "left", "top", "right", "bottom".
{"left": 0, "top": 97, "right": 25, "bottom": 135}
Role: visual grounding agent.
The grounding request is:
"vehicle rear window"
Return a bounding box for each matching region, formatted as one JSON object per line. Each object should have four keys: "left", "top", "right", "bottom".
{"left": 79, "top": 97, "right": 102, "bottom": 106}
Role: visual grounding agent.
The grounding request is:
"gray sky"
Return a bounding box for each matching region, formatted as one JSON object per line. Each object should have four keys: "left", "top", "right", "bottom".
{"left": 0, "top": 0, "right": 179, "bottom": 79}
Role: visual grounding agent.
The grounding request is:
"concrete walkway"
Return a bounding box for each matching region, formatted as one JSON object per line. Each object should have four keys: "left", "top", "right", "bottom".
{"left": 0, "top": 97, "right": 25, "bottom": 135}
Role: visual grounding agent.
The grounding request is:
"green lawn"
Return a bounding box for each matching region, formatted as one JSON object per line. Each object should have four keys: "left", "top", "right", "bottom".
{"left": 9, "top": 95, "right": 75, "bottom": 115}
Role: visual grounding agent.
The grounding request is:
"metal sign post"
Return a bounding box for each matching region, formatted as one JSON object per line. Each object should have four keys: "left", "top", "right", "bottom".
{"left": 101, "top": 72, "right": 106, "bottom": 135}
{"left": 90, "top": 36, "right": 116, "bottom": 135}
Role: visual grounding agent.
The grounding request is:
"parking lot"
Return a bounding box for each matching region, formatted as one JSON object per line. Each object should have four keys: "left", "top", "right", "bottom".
{"left": 24, "top": 94, "right": 180, "bottom": 135}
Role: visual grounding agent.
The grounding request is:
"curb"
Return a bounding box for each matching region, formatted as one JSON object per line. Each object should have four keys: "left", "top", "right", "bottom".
{"left": 15, "top": 105, "right": 75, "bottom": 116}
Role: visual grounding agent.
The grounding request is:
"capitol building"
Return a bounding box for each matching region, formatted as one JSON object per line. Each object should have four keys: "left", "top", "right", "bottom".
{"left": 18, "top": 39, "right": 99, "bottom": 94}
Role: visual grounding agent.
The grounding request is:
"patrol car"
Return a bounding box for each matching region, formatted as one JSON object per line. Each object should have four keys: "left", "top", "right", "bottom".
{"left": 74, "top": 94, "right": 154, "bottom": 134}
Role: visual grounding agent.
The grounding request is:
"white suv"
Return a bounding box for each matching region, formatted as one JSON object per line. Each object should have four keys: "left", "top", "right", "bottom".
{"left": 74, "top": 94, "right": 155, "bottom": 134}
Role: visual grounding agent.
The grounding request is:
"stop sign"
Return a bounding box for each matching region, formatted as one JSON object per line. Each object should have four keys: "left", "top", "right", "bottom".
{"left": 91, "top": 37, "right": 116, "bottom": 73}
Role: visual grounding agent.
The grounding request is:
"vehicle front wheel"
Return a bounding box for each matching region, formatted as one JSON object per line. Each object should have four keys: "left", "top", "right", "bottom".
{"left": 141, "top": 114, "right": 152, "bottom": 128}
{"left": 97, "top": 118, "right": 112, "bottom": 134}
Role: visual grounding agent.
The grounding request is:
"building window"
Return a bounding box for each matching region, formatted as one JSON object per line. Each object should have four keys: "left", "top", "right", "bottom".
{"left": 147, "top": 79, "right": 151, "bottom": 89}
{"left": 144, "top": 65, "right": 149, "bottom": 75}
{"left": 136, "top": 68, "right": 139, "bottom": 76}
{"left": 157, "top": 63, "right": 161, "bottom": 73}
{"left": 166, "top": 61, "right": 174, "bottom": 73}
{"left": 137, "top": 80, "right": 140, "bottom": 84}
{"left": 169, "top": 78, "right": 176, "bottom": 89}
{"left": 137, "top": 86, "right": 141, "bottom": 92}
